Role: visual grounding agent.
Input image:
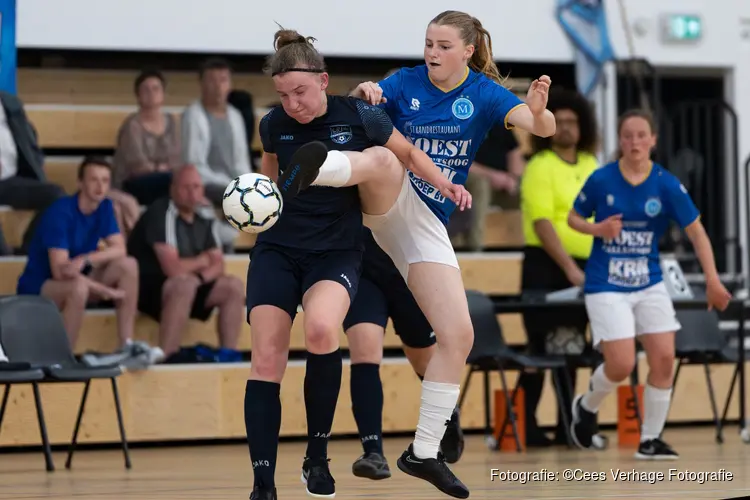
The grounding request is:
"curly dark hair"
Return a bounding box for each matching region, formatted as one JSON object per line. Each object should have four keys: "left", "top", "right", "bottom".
{"left": 530, "top": 88, "right": 598, "bottom": 155}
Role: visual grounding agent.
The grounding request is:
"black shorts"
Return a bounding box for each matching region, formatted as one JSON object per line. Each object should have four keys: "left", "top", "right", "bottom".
{"left": 343, "top": 232, "right": 435, "bottom": 349}
{"left": 138, "top": 275, "right": 217, "bottom": 322}
{"left": 246, "top": 243, "right": 362, "bottom": 322}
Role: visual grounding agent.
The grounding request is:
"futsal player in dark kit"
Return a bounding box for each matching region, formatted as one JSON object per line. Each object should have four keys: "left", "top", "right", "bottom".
{"left": 244, "top": 29, "right": 453, "bottom": 500}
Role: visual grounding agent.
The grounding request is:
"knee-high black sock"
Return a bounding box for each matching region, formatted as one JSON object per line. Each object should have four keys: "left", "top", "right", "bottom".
{"left": 245, "top": 380, "right": 281, "bottom": 488}
{"left": 350, "top": 363, "right": 384, "bottom": 454}
{"left": 305, "top": 349, "right": 343, "bottom": 459}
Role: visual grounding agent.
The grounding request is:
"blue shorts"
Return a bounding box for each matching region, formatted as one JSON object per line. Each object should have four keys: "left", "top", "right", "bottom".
{"left": 343, "top": 231, "right": 435, "bottom": 349}
{"left": 246, "top": 243, "right": 362, "bottom": 322}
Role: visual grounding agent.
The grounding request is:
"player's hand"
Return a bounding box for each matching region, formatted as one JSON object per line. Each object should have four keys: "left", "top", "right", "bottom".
{"left": 594, "top": 214, "right": 623, "bottom": 240}
{"left": 706, "top": 278, "right": 732, "bottom": 312}
{"left": 526, "top": 75, "right": 551, "bottom": 116}
{"left": 355, "top": 82, "right": 386, "bottom": 105}
{"left": 439, "top": 182, "right": 472, "bottom": 211}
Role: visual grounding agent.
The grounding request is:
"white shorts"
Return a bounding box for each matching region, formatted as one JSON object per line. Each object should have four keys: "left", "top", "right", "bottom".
{"left": 362, "top": 171, "right": 459, "bottom": 281}
{"left": 584, "top": 282, "right": 681, "bottom": 347}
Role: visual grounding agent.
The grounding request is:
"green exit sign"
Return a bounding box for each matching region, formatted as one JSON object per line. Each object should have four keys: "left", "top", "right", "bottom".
{"left": 662, "top": 14, "right": 703, "bottom": 42}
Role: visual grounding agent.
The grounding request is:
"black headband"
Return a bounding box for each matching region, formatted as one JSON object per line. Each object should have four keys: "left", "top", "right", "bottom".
{"left": 272, "top": 67, "right": 325, "bottom": 77}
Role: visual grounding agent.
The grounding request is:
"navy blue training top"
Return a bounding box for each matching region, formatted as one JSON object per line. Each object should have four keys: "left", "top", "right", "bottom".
{"left": 258, "top": 95, "right": 394, "bottom": 252}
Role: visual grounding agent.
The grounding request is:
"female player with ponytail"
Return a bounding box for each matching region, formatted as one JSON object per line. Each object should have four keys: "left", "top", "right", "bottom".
{"left": 276, "top": 11, "right": 556, "bottom": 498}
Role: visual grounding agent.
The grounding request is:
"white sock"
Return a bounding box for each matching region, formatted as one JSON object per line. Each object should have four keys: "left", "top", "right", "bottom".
{"left": 312, "top": 151, "right": 352, "bottom": 187}
{"left": 581, "top": 364, "right": 619, "bottom": 413}
{"left": 412, "top": 381, "right": 460, "bottom": 459}
{"left": 640, "top": 384, "right": 672, "bottom": 442}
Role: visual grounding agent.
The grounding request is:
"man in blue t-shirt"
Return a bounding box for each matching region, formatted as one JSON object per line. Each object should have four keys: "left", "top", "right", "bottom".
{"left": 17, "top": 157, "right": 140, "bottom": 349}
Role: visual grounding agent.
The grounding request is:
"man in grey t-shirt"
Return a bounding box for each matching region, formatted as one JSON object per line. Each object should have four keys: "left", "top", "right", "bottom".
{"left": 181, "top": 58, "right": 251, "bottom": 207}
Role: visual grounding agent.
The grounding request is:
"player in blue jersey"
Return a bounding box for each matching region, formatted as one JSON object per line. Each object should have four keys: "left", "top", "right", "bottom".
{"left": 276, "top": 11, "right": 556, "bottom": 498}
{"left": 567, "top": 109, "right": 731, "bottom": 460}
{"left": 246, "top": 29, "right": 470, "bottom": 500}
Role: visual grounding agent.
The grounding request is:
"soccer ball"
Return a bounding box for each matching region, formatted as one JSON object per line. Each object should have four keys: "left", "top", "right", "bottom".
{"left": 222, "top": 173, "right": 283, "bottom": 234}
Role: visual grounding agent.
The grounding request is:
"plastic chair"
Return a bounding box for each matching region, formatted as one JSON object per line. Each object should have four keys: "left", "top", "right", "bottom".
{"left": 457, "top": 290, "right": 573, "bottom": 451}
{"left": 0, "top": 295, "right": 131, "bottom": 470}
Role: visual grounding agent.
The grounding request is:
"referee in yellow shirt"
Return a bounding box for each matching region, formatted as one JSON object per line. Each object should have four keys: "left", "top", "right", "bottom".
{"left": 519, "top": 90, "right": 599, "bottom": 446}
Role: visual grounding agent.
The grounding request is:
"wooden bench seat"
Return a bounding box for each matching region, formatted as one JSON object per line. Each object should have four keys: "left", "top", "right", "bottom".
{"left": 0, "top": 358, "right": 738, "bottom": 447}
{"left": 0, "top": 253, "right": 523, "bottom": 296}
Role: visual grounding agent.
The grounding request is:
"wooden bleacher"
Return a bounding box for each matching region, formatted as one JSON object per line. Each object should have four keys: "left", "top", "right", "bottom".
{"left": 0, "top": 66, "right": 738, "bottom": 449}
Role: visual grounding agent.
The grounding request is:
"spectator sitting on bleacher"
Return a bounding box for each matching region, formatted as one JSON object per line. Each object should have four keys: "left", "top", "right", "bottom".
{"left": 113, "top": 68, "right": 182, "bottom": 206}
{"left": 16, "top": 157, "right": 141, "bottom": 351}
{"left": 126, "top": 164, "right": 244, "bottom": 362}
{"left": 0, "top": 91, "right": 64, "bottom": 238}
{"left": 181, "top": 58, "right": 251, "bottom": 207}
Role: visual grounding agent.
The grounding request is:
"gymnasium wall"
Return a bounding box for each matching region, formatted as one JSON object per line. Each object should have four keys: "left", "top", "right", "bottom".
{"left": 15, "top": 0, "right": 750, "bottom": 161}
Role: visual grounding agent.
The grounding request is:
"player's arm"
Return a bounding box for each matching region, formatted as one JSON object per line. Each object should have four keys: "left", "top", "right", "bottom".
{"left": 258, "top": 111, "right": 279, "bottom": 182}
{"left": 507, "top": 105, "right": 556, "bottom": 138}
{"left": 261, "top": 153, "right": 279, "bottom": 183}
{"left": 568, "top": 174, "right": 621, "bottom": 238}
{"left": 486, "top": 78, "right": 555, "bottom": 137}
{"left": 357, "top": 101, "right": 469, "bottom": 208}
{"left": 666, "top": 177, "right": 730, "bottom": 309}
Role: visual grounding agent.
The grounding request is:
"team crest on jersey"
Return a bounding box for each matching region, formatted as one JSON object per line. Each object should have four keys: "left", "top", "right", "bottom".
{"left": 452, "top": 97, "right": 474, "bottom": 120}
{"left": 329, "top": 125, "right": 352, "bottom": 144}
{"left": 644, "top": 197, "right": 662, "bottom": 217}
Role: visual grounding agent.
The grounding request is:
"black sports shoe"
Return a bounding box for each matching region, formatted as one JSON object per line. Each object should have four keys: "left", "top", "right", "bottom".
{"left": 301, "top": 456, "right": 336, "bottom": 497}
{"left": 276, "top": 141, "right": 328, "bottom": 200}
{"left": 635, "top": 438, "right": 679, "bottom": 460}
{"left": 440, "top": 407, "right": 465, "bottom": 464}
{"left": 570, "top": 394, "right": 608, "bottom": 450}
{"left": 249, "top": 485, "right": 277, "bottom": 500}
{"left": 396, "top": 444, "right": 469, "bottom": 499}
{"left": 352, "top": 452, "right": 391, "bottom": 480}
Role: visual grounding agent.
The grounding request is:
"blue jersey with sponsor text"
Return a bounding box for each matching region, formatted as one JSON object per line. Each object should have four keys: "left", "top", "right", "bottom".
{"left": 572, "top": 161, "right": 700, "bottom": 294}
{"left": 378, "top": 65, "right": 525, "bottom": 224}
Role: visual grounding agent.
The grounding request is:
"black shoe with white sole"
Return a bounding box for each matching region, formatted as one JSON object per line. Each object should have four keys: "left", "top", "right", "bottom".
{"left": 396, "top": 444, "right": 469, "bottom": 499}
{"left": 352, "top": 452, "right": 391, "bottom": 480}
{"left": 276, "top": 141, "right": 328, "bottom": 200}
{"left": 440, "top": 407, "right": 465, "bottom": 464}
{"left": 301, "top": 457, "right": 336, "bottom": 497}
{"left": 570, "top": 394, "right": 608, "bottom": 450}
{"left": 635, "top": 438, "right": 679, "bottom": 460}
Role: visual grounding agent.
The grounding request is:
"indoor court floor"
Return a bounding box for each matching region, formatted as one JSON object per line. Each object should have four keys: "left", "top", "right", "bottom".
{"left": 2, "top": 428, "right": 750, "bottom": 499}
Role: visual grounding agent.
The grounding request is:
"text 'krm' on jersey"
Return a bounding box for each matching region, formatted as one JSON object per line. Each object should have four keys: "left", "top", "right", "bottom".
{"left": 378, "top": 65, "right": 526, "bottom": 224}
{"left": 572, "top": 162, "right": 700, "bottom": 295}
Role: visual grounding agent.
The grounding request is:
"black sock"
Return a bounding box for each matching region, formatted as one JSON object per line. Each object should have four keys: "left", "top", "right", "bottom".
{"left": 350, "top": 363, "right": 384, "bottom": 454}
{"left": 305, "top": 349, "right": 343, "bottom": 459}
{"left": 245, "top": 380, "right": 281, "bottom": 488}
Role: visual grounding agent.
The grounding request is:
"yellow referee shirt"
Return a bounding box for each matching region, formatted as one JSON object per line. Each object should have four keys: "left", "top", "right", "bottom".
{"left": 520, "top": 150, "right": 599, "bottom": 259}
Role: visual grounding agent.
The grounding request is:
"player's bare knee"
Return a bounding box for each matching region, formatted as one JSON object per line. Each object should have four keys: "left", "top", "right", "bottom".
{"left": 437, "top": 321, "right": 473, "bottom": 361}
{"left": 250, "top": 348, "right": 287, "bottom": 382}
{"left": 648, "top": 351, "right": 675, "bottom": 384}
{"left": 604, "top": 356, "right": 636, "bottom": 383}
{"left": 304, "top": 316, "right": 340, "bottom": 354}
